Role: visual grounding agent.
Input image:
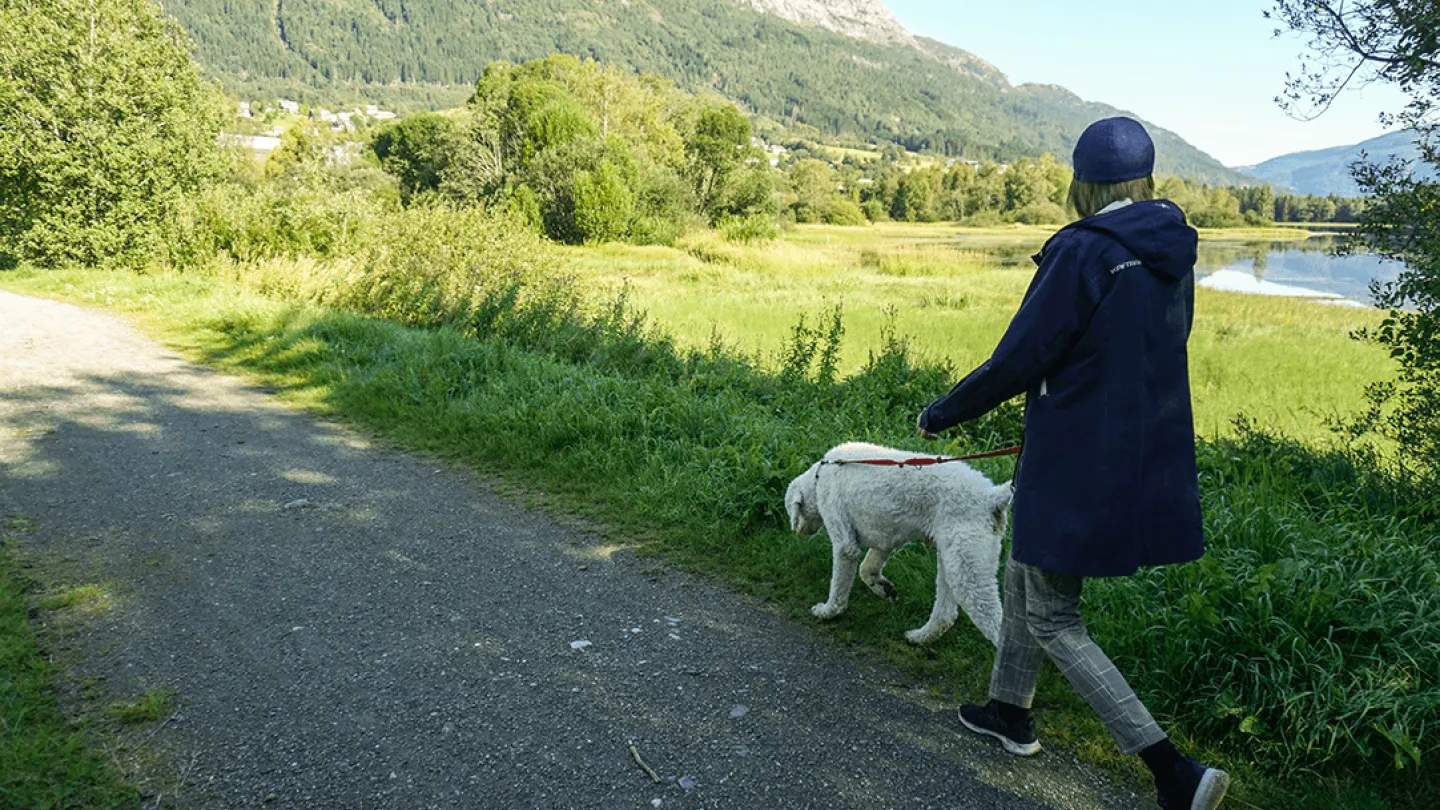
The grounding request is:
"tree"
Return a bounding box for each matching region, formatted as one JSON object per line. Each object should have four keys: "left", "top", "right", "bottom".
{"left": 891, "top": 171, "right": 939, "bottom": 221}
{"left": 684, "top": 103, "right": 751, "bottom": 215}
{"left": 265, "top": 122, "right": 334, "bottom": 179}
{"left": 0, "top": 0, "right": 230, "bottom": 267}
{"left": 504, "top": 80, "right": 599, "bottom": 169}
{"left": 1003, "top": 158, "right": 1057, "bottom": 214}
{"left": 714, "top": 168, "right": 779, "bottom": 220}
{"left": 372, "top": 112, "right": 458, "bottom": 200}
{"left": 1236, "top": 184, "right": 1276, "bottom": 222}
{"left": 789, "top": 159, "right": 836, "bottom": 223}
{"left": 1272, "top": 0, "right": 1440, "bottom": 467}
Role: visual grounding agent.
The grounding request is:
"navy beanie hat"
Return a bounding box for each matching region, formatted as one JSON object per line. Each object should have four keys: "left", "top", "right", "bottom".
{"left": 1072, "top": 117, "right": 1155, "bottom": 184}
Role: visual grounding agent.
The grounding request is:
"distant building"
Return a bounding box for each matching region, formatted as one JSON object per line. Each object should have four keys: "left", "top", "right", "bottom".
{"left": 278, "top": 99, "right": 300, "bottom": 114}
{"left": 219, "top": 133, "right": 282, "bottom": 162}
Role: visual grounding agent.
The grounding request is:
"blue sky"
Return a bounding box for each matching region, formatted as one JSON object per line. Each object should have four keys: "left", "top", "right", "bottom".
{"left": 883, "top": 0, "right": 1409, "bottom": 166}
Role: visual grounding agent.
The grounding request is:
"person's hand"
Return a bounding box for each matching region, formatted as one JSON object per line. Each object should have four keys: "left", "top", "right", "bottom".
{"left": 916, "top": 412, "right": 940, "bottom": 441}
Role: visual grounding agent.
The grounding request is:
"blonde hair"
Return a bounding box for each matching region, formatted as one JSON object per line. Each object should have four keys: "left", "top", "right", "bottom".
{"left": 1066, "top": 176, "right": 1156, "bottom": 218}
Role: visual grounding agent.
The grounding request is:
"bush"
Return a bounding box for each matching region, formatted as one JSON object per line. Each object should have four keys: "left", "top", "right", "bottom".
{"left": 501, "top": 185, "right": 545, "bottom": 233}
{"left": 714, "top": 168, "right": 780, "bottom": 220}
{"left": 958, "top": 210, "right": 1004, "bottom": 227}
{"left": 719, "top": 214, "right": 781, "bottom": 244}
{"left": 232, "top": 204, "right": 573, "bottom": 340}
{"left": 527, "top": 137, "right": 640, "bottom": 244}
{"left": 819, "top": 198, "right": 869, "bottom": 226}
{"left": 167, "top": 170, "right": 402, "bottom": 266}
{"left": 1011, "top": 201, "right": 1068, "bottom": 225}
{"left": 1189, "top": 205, "right": 1246, "bottom": 229}
{"left": 629, "top": 215, "right": 682, "bottom": 247}
{"left": 573, "top": 161, "right": 636, "bottom": 243}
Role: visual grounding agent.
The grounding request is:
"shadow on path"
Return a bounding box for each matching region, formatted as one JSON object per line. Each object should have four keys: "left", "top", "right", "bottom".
{"left": 0, "top": 291, "right": 1145, "bottom": 810}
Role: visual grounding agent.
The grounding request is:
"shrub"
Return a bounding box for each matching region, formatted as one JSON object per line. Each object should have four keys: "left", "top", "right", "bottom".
{"left": 230, "top": 204, "right": 576, "bottom": 341}
{"left": 958, "top": 210, "right": 1004, "bottom": 227}
{"left": 1011, "top": 201, "right": 1068, "bottom": 225}
{"left": 629, "top": 216, "right": 682, "bottom": 247}
{"left": 573, "top": 161, "right": 636, "bottom": 243}
{"left": 861, "top": 198, "right": 891, "bottom": 223}
{"left": 714, "top": 168, "right": 781, "bottom": 220}
{"left": 167, "top": 171, "right": 401, "bottom": 266}
{"left": 719, "top": 214, "right": 781, "bottom": 244}
{"left": 819, "top": 198, "right": 869, "bottom": 226}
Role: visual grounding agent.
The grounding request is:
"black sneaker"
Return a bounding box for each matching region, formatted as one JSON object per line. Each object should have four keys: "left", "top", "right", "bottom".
{"left": 1158, "top": 757, "right": 1230, "bottom": 810}
{"left": 958, "top": 701, "right": 1042, "bottom": 756}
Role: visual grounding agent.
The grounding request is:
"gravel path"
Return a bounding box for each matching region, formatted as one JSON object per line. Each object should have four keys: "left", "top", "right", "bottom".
{"left": 0, "top": 290, "right": 1149, "bottom": 810}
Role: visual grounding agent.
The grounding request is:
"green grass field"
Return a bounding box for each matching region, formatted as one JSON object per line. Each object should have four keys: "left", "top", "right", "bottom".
{"left": 1, "top": 221, "right": 1431, "bottom": 810}
{"left": 565, "top": 223, "right": 1389, "bottom": 443}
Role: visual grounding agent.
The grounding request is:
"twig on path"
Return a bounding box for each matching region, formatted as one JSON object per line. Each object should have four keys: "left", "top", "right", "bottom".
{"left": 628, "top": 743, "right": 662, "bottom": 784}
{"left": 140, "top": 709, "right": 180, "bottom": 744}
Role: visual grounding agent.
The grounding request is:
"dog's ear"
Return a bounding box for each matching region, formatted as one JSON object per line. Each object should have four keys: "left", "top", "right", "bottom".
{"left": 785, "top": 473, "right": 807, "bottom": 533}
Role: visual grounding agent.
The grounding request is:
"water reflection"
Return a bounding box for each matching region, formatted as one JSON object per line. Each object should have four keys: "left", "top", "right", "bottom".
{"left": 1195, "top": 236, "right": 1400, "bottom": 305}
{"left": 945, "top": 232, "right": 1402, "bottom": 307}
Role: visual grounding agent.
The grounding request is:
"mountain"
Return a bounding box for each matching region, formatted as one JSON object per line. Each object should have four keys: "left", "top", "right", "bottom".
{"left": 735, "top": 0, "right": 913, "bottom": 46}
{"left": 163, "top": 0, "right": 1252, "bottom": 184}
{"left": 1238, "top": 130, "right": 1432, "bottom": 195}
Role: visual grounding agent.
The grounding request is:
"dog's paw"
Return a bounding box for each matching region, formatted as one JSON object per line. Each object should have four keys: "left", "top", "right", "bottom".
{"left": 811, "top": 602, "right": 842, "bottom": 620}
{"left": 904, "top": 627, "right": 935, "bottom": 645}
{"left": 866, "top": 577, "right": 898, "bottom": 602}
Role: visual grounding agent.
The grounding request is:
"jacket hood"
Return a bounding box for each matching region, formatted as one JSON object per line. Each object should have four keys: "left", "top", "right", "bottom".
{"left": 1042, "top": 199, "right": 1199, "bottom": 282}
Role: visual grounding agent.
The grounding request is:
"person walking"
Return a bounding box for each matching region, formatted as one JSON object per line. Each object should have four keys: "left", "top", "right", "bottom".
{"left": 916, "top": 116, "right": 1229, "bottom": 810}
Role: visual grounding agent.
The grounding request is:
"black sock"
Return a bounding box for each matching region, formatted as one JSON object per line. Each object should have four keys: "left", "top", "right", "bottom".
{"left": 994, "top": 700, "right": 1030, "bottom": 725}
{"left": 1139, "top": 738, "right": 1183, "bottom": 785}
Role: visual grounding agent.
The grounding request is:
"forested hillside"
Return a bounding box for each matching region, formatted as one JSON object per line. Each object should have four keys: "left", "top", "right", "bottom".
{"left": 162, "top": 0, "right": 1252, "bottom": 184}
{"left": 1239, "top": 129, "right": 1433, "bottom": 195}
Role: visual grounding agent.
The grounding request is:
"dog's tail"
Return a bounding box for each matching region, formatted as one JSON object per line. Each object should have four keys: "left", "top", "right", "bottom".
{"left": 988, "top": 482, "right": 1014, "bottom": 529}
{"left": 989, "top": 481, "right": 1014, "bottom": 507}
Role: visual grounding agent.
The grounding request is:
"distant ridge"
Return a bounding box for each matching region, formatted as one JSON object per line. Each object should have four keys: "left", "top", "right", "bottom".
{"left": 162, "top": 0, "right": 1253, "bottom": 184}
{"left": 1238, "top": 130, "right": 1432, "bottom": 195}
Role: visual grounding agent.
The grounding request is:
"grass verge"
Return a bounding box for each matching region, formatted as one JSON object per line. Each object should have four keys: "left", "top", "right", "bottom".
{"left": 2, "top": 266, "right": 1435, "bottom": 810}
{"left": 0, "top": 520, "right": 139, "bottom": 810}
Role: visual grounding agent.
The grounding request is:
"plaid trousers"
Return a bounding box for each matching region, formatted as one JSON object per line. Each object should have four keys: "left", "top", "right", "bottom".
{"left": 989, "top": 558, "right": 1166, "bottom": 755}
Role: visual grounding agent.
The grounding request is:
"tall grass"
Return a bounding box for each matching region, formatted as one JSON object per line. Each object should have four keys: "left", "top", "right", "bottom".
{"left": 6, "top": 202, "right": 1434, "bottom": 809}
{"left": 572, "top": 227, "right": 1393, "bottom": 444}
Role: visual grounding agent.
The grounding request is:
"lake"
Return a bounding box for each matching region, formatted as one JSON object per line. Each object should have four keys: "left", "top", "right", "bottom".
{"left": 1194, "top": 235, "right": 1402, "bottom": 306}
{"left": 949, "top": 232, "right": 1403, "bottom": 307}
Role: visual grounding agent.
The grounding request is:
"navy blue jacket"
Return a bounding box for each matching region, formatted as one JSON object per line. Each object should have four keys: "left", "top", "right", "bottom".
{"left": 919, "top": 200, "right": 1205, "bottom": 577}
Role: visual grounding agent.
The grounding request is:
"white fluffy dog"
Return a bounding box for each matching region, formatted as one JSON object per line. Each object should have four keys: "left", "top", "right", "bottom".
{"left": 785, "top": 442, "right": 1012, "bottom": 646}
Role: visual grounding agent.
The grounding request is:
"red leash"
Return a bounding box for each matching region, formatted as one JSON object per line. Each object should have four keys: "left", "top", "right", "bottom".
{"left": 821, "top": 444, "right": 1022, "bottom": 468}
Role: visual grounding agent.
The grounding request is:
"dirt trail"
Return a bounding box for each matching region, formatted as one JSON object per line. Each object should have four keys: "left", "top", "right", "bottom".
{"left": 0, "top": 290, "right": 1146, "bottom": 810}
